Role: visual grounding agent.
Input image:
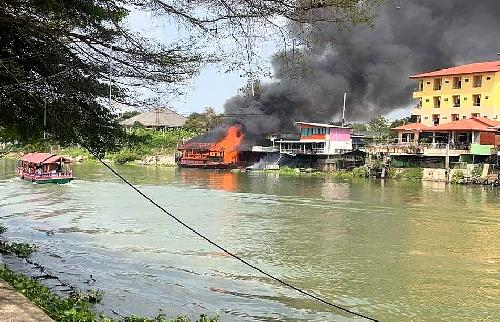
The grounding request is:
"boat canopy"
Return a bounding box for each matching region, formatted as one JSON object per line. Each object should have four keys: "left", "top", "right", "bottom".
{"left": 20, "top": 153, "right": 72, "bottom": 164}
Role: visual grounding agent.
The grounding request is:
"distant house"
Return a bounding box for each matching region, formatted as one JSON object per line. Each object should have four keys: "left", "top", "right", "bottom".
{"left": 119, "top": 107, "right": 186, "bottom": 131}
{"left": 278, "top": 122, "right": 353, "bottom": 156}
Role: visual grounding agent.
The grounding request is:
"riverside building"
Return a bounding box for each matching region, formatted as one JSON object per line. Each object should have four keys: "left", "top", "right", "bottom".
{"left": 411, "top": 61, "right": 500, "bottom": 126}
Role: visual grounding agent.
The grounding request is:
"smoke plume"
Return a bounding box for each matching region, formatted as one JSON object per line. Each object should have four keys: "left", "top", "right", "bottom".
{"left": 224, "top": 0, "right": 500, "bottom": 136}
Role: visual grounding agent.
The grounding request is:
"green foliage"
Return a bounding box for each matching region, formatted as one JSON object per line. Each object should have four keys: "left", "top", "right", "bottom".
{"left": 0, "top": 241, "right": 37, "bottom": 258}
{"left": 350, "top": 123, "right": 368, "bottom": 133}
{"left": 0, "top": 266, "right": 102, "bottom": 322}
{"left": 108, "top": 149, "right": 139, "bottom": 164}
{"left": 278, "top": 166, "right": 298, "bottom": 175}
{"left": 0, "top": 265, "right": 217, "bottom": 322}
{"left": 471, "top": 165, "right": 483, "bottom": 178}
{"left": 117, "top": 111, "right": 141, "bottom": 123}
{"left": 401, "top": 168, "right": 423, "bottom": 180}
{"left": 388, "top": 168, "right": 423, "bottom": 181}
{"left": 451, "top": 170, "right": 465, "bottom": 184}
{"left": 0, "top": 224, "right": 6, "bottom": 235}
{"left": 351, "top": 166, "right": 368, "bottom": 178}
{"left": 0, "top": 0, "right": 200, "bottom": 152}
{"left": 60, "top": 147, "right": 94, "bottom": 159}
{"left": 367, "top": 115, "right": 390, "bottom": 142}
{"left": 183, "top": 108, "right": 222, "bottom": 134}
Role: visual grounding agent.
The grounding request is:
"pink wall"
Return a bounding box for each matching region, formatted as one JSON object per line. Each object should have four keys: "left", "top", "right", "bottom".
{"left": 329, "top": 128, "right": 351, "bottom": 142}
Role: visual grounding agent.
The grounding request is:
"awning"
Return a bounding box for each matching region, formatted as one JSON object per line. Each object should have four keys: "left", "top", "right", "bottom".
{"left": 20, "top": 153, "right": 71, "bottom": 164}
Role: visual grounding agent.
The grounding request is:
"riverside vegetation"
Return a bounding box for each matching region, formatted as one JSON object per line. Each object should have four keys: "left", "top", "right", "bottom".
{"left": 0, "top": 224, "right": 217, "bottom": 322}
{"left": 254, "top": 166, "right": 424, "bottom": 181}
{"left": 1, "top": 127, "right": 197, "bottom": 165}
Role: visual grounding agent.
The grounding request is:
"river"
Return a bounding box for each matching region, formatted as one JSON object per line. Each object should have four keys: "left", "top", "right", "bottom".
{"left": 0, "top": 158, "right": 498, "bottom": 321}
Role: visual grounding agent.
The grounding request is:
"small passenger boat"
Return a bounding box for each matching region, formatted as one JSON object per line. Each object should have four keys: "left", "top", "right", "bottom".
{"left": 16, "top": 153, "right": 73, "bottom": 184}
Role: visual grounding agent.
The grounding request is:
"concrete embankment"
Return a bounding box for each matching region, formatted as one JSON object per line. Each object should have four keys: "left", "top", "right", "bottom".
{"left": 0, "top": 278, "right": 53, "bottom": 322}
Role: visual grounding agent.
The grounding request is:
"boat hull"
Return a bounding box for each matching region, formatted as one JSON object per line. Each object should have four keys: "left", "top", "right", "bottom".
{"left": 23, "top": 177, "right": 73, "bottom": 184}
{"left": 17, "top": 167, "right": 73, "bottom": 184}
{"left": 177, "top": 162, "right": 239, "bottom": 169}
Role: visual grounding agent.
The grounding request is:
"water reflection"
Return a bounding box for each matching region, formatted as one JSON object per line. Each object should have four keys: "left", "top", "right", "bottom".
{"left": 0, "top": 159, "right": 499, "bottom": 321}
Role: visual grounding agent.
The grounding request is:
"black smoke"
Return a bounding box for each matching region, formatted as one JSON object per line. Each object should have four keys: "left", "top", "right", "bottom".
{"left": 224, "top": 0, "right": 500, "bottom": 136}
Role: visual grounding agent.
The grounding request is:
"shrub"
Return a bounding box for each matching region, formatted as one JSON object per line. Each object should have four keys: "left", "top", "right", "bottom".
{"left": 471, "top": 165, "right": 483, "bottom": 178}
{"left": 0, "top": 241, "right": 37, "bottom": 257}
{"left": 400, "top": 168, "right": 423, "bottom": 180}
{"left": 451, "top": 170, "right": 464, "bottom": 184}
{"left": 110, "top": 150, "right": 139, "bottom": 164}
{"left": 351, "top": 166, "right": 368, "bottom": 178}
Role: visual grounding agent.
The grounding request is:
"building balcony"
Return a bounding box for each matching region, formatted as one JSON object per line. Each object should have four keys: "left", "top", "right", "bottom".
{"left": 279, "top": 147, "right": 325, "bottom": 155}
{"left": 366, "top": 143, "right": 471, "bottom": 156}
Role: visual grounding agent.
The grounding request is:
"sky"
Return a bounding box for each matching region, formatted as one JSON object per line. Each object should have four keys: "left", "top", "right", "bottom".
{"left": 124, "top": 8, "right": 411, "bottom": 121}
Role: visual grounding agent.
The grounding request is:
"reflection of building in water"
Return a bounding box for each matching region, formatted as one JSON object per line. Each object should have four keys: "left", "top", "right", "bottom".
{"left": 321, "top": 181, "right": 350, "bottom": 200}
{"left": 178, "top": 169, "right": 238, "bottom": 193}
{"left": 208, "top": 172, "right": 238, "bottom": 192}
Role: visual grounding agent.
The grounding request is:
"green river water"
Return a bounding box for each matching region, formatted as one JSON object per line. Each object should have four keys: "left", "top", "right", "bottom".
{"left": 0, "top": 158, "right": 498, "bottom": 321}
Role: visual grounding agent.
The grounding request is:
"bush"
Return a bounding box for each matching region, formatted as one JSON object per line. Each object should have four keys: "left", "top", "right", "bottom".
{"left": 400, "top": 168, "right": 423, "bottom": 180}
{"left": 109, "top": 150, "right": 139, "bottom": 164}
{"left": 451, "top": 170, "right": 464, "bottom": 184}
{"left": 351, "top": 166, "right": 368, "bottom": 178}
{"left": 471, "top": 165, "right": 483, "bottom": 178}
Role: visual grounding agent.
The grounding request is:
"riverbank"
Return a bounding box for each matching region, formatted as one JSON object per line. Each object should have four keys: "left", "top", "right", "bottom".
{"left": 0, "top": 276, "right": 53, "bottom": 322}
{"left": 0, "top": 224, "right": 218, "bottom": 322}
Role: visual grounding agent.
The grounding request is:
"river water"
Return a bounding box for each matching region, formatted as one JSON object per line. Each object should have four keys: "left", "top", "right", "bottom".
{"left": 0, "top": 158, "right": 498, "bottom": 321}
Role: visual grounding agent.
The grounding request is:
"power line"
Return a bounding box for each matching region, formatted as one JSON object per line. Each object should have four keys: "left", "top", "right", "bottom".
{"left": 79, "top": 144, "right": 379, "bottom": 321}
{"left": 1, "top": 56, "right": 379, "bottom": 322}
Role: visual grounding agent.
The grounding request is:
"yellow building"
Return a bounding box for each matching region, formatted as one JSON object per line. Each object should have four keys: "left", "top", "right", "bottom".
{"left": 411, "top": 61, "right": 500, "bottom": 126}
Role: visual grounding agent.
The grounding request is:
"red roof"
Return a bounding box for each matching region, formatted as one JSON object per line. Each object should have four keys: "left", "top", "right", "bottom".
{"left": 427, "top": 117, "right": 500, "bottom": 132}
{"left": 410, "top": 61, "right": 500, "bottom": 79}
{"left": 392, "top": 122, "right": 430, "bottom": 131}
{"left": 20, "top": 153, "right": 71, "bottom": 164}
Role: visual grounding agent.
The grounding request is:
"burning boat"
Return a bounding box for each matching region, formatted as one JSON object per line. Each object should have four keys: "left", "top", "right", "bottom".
{"left": 177, "top": 125, "right": 245, "bottom": 168}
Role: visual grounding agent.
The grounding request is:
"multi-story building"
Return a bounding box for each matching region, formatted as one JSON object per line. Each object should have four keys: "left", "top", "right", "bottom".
{"left": 278, "top": 122, "right": 353, "bottom": 155}
{"left": 411, "top": 61, "right": 500, "bottom": 126}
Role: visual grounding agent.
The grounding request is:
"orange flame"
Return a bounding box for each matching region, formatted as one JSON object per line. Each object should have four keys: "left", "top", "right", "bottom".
{"left": 214, "top": 125, "right": 244, "bottom": 164}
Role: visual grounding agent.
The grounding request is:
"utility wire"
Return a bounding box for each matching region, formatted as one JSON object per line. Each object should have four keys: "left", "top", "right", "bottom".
{"left": 80, "top": 143, "right": 379, "bottom": 322}
{"left": 1, "top": 57, "right": 379, "bottom": 322}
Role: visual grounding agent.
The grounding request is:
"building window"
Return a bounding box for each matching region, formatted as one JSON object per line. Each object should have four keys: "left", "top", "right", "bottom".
{"left": 433, "top": 96, "right": 441, "bottom": 108}
{"left": 471, "top": 113, "right": 480, "bottom": 118}
{"left": 473, "top": 94, "right": 481, "bottom": 106}
{"left": 452, "top": 77, "right": 462, "bottom": 89}
{"left": 486, "top": 76, "right": 491, "bottom": 80}
{"left": 432, "top": 114, "right": 440, "bottom": 126}
{"left": 433, "top": 78, "right": 442, "bottom": 90}
{"left": 464, "top": 78, "right": 469, "bottom": 82}
{"left": 425, "top": 99, "right": 430, "bottom": 102}
{"left": 415, "top": 80, "right": 423, "bottom": 92}
{"left": 451, "top": 114, "right": 459, "bottom": 121}
{"left": 452, "top": 95, "right": 460, "bottom": 107}
{"left": 416, "top": 98, "right": 422, "bottom": 108}
{"left": 473, "top": 75, "right": 482, "bottom": 87}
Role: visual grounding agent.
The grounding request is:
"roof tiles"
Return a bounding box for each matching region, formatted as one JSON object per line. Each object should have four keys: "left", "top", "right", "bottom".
{"left": 410, "top": 61, "right": 500, "bottom": 79}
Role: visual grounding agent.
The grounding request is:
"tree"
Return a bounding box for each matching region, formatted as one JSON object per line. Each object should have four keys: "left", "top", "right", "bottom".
{"left": 183, "top": 107, "right": 222, "bottom": 133}
{"left": 0, "top": 0, "right": 379, "bottom": 152}
{"left": 367, "top": 115, "right": 389, "bottom": 142}
{"left": 117, "top": 111, "right": 141, "bottom": 123}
